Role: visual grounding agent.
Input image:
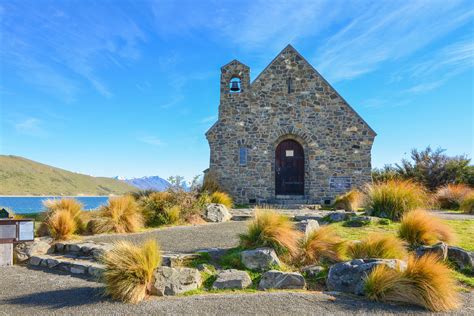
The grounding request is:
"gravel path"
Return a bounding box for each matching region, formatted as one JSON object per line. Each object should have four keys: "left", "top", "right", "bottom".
{"left": 85, "top": 221, "right": 248, "bottom": 253}
{"left": 2, "top": 266, "right": 472, "bottom": 315}
{"left": 430, "top": 211, "right": 474, "bottom": 221}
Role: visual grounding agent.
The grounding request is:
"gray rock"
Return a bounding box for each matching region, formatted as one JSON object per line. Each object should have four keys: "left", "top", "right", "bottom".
{"left": 327, "top": 259, "right": 407, "bottom": 295}
{"left": 326, "top": 211, "right": 356, "bottom": 222}
{"left": 65, "top": 244, "right": 81, "bottom": 253}
{"left": 293, "top": 215, "right": 324, "bottom": 222}
{"left": 46, "top": 258, "right": 60, "bottom": 268}
{"left": 204, "top": 203, "right": 232, "bottom": 223}
{"left": 241, "top": 248, "right": 281, "bottom": 271}
{"left": 151, "top": 266, "right": 202, "bottom": 296}
{"left": 258, "top": 270, "right": 306, "bottom": 290}
{"left": 301, "top": 265, "right": 325, "bottom": 278}
{"left": 14, "top": 238, "right": 52, "bottom": 263}
{"left": 295, "top": 220, "right": 319, "bottom": 235}
{"left": 344, "top": 216, "right": 374, "bottom": 227}
{"left": 28, "top": 256, "right": 42, "bottom": 266}
{"left": 415, "top": 242, "right": 448, "bottom": 260}
{"left": 212, "top": 269, "right": 252, "bottom": 290}
{"left": 196, "top": 263, "right": 214, "bottom": 274}
{"left": 70, "top": 264, "right": 87, "bottom": 274}
{"left": 447, "top": 246, "right": 473, "bottom": 271}
{"left": 88, "top": 266, "right": 105, "bottom": 278}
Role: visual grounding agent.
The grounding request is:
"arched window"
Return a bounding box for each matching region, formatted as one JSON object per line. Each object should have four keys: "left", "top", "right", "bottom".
{"left": 229, "top": 77, "right": 242, "bottom": 93}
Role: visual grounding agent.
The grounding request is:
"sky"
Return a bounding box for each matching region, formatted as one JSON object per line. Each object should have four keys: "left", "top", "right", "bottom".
{"left": 0, "top": 0, "right": 473, "bottom": 181}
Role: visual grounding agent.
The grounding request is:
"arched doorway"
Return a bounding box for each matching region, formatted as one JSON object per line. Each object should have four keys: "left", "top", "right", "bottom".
{"left": 275, "top": 139, "right": 304, "bottom": 195}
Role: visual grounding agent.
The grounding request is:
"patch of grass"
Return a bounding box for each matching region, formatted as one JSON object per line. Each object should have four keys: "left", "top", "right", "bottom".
{"left": 295, "top": 226, "right": 345, "bottom": 266}
{"left": 347, "top": 234, "right": 407, "bottom": 259}
{"left": 219, "top": 247, "right": 246, "bottom": 270}
{"left": 101, "top": 239, "right": 160, "bottom": 304}
{"left": 90, "top": 196, "right": 144, "bottom": 234}
{"left": 209, "top": 191, "right": 233, "bottom": 208}
{"left": 365, "top": 180, "right": 428, "bottom": 220}
{"left": 452, "top": 269, "right": 474, "bottom": 288}
{"left": 188, "top": 252, "right": 213, "bottom": 268}
{"left": 398, "top": 209, "right": 455, "bottom": 248}
{"left": 365, "top": 254, "right": 460, "bottom": 312}
{"left": 333, "top": 189, "right": 364, "bottom": 211}
{"left": 460, "top": 192, "right": 474, "bottom": 214}
{"left": 239, "top": 209, "right": 302, "bottom": 258}
{"left": 444, "top": 220, "right": 474, "bottom": 251}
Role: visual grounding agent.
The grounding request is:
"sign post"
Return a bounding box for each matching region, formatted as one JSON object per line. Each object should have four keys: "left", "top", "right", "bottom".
{"left": 0, "top": 209, "right": 35, "bottom": 267}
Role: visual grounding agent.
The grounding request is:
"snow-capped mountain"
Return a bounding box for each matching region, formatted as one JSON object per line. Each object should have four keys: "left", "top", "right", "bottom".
{"left": 116, "top": 176, "right": 171, "bottom": 191}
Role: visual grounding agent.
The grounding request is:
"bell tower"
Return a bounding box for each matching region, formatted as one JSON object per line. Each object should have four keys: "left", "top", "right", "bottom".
{"left": 219, "top": 59, "right": 251, "bottom": 119}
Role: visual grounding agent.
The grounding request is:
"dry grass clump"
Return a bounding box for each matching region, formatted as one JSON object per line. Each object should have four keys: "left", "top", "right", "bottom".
{"left": 41, "top": 198, "right": 84, "bottom": 239}
{"left": 91, "top": 196, "right": 143, "bottom": 234}
{"left": 398, "top": 209, "right": 455, "bottom": 247}
{"left": 201, "top": 170, "right": 221, "bottom": 193}
{"left": 365, "top": 254, "right": 460, "bottom": 312}
{"left": 365, "top": 180, "right": 428, "bottom": 220}
{"left": 333, "top": 189, "right": 364, "bottom": 211}
{"left": 460, "top": 192, "right": 474, "bottom": 214}
{"left": 239, "top": 209, "right": 302, "bottom": 257}
{"left": 102, "top": 239, "right": 161, "bottom": 304}
{"left": 436, "top": 184, "right": 473, "bottom": 210}
{"left": 347, "top": 234, "right": 407, "bottom": 260}
{"left": 296, "top": 226, "right": 345, "bottom": 266}
{"left": 209, "top": 191, "right": 233, "bottom": 208}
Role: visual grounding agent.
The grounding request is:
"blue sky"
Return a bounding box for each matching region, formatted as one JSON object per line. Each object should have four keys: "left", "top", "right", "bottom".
{"left": 1, "top": 0, "right": 473, "bottom": 181}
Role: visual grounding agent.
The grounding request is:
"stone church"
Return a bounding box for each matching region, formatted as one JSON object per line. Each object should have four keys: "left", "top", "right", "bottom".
{"left": 206, "top": 45, "right": 376, "bottom": 205}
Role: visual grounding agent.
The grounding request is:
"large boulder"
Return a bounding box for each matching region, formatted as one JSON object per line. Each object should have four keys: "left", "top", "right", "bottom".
{"left": 151, "top": 266, "right": 202, "bottom": 296}
{"left": 240, "top": 248, "right": 281, "bottom": 271}
{"left": 415, "top": 242, "right": 448, "bottom": 260}
{"left": 295, "top": 220, "right": 319, "bottom": 235}
{"left": 447, "top": 246, "right": 474, "bottom": 271}
{"left": 258, "top": 270, "right": 306, "bottom": 290}
{"left": 212, "top": 269, "right": 252, "bottom": 290}
{"left": 327, "top": 259, "right": 407, "bottom": 296}
{"left": 14, "top": 238, "right": 52, "bottom": 263}
{"left": 204, "top": 203, "right": 232, "bottom": 223}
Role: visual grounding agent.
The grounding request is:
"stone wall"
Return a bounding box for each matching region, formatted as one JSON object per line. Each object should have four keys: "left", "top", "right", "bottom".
{"left": 206, "top": 45, "right": 375, "bottom": 204}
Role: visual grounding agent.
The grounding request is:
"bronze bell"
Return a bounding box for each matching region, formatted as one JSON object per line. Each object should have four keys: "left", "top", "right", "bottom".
{"left": 230, "top": 81, "right": 240, "bottom": 92}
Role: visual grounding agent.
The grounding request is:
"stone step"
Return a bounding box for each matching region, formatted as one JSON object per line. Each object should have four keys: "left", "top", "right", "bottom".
{"left": 28, "top": 254, "right": 105, "bottom": 279}
{"left": 53, "top": 241, "right": 112, "bottom": 260}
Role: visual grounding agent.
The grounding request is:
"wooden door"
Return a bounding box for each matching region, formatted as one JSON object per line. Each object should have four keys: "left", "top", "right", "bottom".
{"left": 275, "top": 139, "right": 304, "bottom": 195}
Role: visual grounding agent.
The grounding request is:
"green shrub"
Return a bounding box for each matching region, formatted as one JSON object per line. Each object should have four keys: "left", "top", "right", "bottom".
{"left": 365, "top": 180, "right": 428, "bottom": 220}
{"left": 347, "top": 234, "right": 407, "bottom": 259}
{"left": 102, "top": 239, "right": 161, "bottom": 303}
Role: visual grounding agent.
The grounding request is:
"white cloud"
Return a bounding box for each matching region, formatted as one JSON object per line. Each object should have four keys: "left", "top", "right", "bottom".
{"left": 138, "top": 135, "right": 165, "bottom": 146}
{"left": 14, "top": 118, "right": 46, "bottom": 137}
{"left": 200, "top": 115, "right": 217, "bottom": 124}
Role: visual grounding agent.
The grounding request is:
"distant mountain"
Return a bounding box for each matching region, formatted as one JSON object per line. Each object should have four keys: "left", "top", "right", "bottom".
{"left": 0, "top": 155, "right": 135, "bottom": 196}
{"left": 120, "top": 176, "right": 171, "bottom": 191}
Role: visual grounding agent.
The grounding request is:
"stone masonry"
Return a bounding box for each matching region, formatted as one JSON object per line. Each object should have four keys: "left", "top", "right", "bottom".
{"left": 206, "top": 45, "right": 376, "bottom": 204}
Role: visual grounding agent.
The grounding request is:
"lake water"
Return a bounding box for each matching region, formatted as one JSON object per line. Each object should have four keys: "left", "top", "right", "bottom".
{"left": 0, "top": 196, "right": 110, "bottom": 214}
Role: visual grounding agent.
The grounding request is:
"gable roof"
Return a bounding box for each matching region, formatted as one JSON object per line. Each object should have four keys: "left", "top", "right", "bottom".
{"left": 252, "top": 44, "right": 376, "bottom": 136}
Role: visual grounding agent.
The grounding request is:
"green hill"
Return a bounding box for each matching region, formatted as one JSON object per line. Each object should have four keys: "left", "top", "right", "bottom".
{"left": 0, "top": 155, "right": 135, "bottom": 196}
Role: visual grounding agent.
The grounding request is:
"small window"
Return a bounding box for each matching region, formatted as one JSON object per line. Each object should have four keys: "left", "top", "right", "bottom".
{"left": 287, "top": 77, "right": 293, "bottom": 94}
{"left": 239, "top": 147, "right": 248, "bottom": 165}
{"left": 230, "top": 77, "right": 242, "bottom": 93}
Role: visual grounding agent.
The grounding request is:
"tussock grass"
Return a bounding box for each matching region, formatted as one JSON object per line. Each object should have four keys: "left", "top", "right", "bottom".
{"left": 102, "top": 239, "right": 161, "bottom": 304}
{"left": 436, "top": 184, "right": 472, "bottom": 210}
{"left": 239, "top": 209, "right": 301, "bottom": 257}
{"left": 201, "top": 170, "right": 221, "bottom": 193}
{"left": 347, "top": 234, "right": 407, "bottom": 260}
{"left": 365, "top": 180, "right": 428, "bottom": 220}
{"left": 296, "top": 226, "right": 345, "bottom": 266}
{"left": 45, "top": 209, "right": 77, "bottom": 240}
{"left": 398, "top": 209, "right": 455, "bottom": 248}
{"left": 91, "top": 196, "right": 143, "bottom": 234}
{"left": 42, "top": 198, "right": 84, "bottom": 239}
{"left": 365, "top": 254, "right": 460, "bottom": 312}
{"left": 460, "top": 192, "right": 474, "bottom": 214}
{"left": 209, "top": 191, "right": 233, "bottom": 208}
{"left": 333, "top": 189, "right": 363, "bottom": 211}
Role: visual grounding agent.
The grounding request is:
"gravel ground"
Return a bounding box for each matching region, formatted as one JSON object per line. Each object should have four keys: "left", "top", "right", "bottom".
{"left": 2, "top": 266, "right": 473, "bottom": 315}
{"left": 85, "top": 221, "right": 248, "bottom": 253}
{"left": 430, "top": 211, "right": 474, "bottom": 221}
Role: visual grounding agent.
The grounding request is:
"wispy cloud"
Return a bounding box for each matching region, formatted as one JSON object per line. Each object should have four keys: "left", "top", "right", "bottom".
{"left": 1, "top": 1, "right": 147, "bottom": 100}
{"left": 199, "top": 115, "right": 217, "bottom": 124}
{"left": 138, "top": 135, "right": 165, "bottom": 146}
{"left": 14, "top": 117, "right": 46, "bottom": 137}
